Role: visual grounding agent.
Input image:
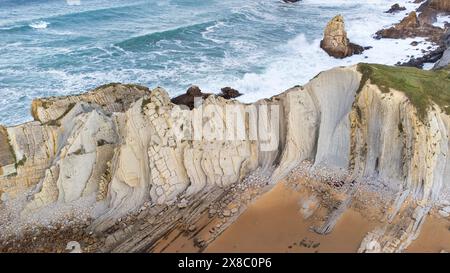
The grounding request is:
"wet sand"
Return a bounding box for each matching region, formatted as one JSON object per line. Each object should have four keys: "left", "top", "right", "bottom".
{"left": 205, "top": 182, "right": 375, "bottom": 253}
{"left": 154, "top": 180, "right": 450, "bottom": 253}
{"left": 406, "top": 216, "right": 450, "bottom": 253}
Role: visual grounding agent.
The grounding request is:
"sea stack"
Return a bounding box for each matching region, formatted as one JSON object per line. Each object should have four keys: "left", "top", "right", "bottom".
{"left": 320, "top": 15, "right": 365, "bottom": 59}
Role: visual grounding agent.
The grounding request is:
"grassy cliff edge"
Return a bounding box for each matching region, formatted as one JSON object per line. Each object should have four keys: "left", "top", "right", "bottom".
{"left": 357, "top": 63, "right": 450, "bottom": 121}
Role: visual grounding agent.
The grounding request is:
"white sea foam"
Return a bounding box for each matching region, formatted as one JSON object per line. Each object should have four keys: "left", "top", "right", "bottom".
{"left": 201, "top": 21, "right": 227, "bottom": 44}
{"left": 434, "top": 14, "right": 450, "bottom": 29}
{"left": 29, "top": 20, "right": 49, "bottom": 29}
{"left": 196, "top": 0, "right": 437, "bottom": 103}
{"left": 0, "top": 0, "right": 443, "bottom": 126}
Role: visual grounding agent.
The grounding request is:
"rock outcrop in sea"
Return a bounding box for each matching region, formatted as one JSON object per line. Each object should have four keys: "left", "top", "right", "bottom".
{"left": 1, "top": 64, "right": 449, "bottom": 253}
{"left": 377, "top": 0, "right": 449, "bottom": 68}
{"left": 385, "top": 3, "right": 406, "bottom": 14}
{"left": 320, "top": 15, "right": 366, "bottom": 59}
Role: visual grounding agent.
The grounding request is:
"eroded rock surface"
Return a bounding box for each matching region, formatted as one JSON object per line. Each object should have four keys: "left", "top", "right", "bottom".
{"left": 1, "top": 64, "right": 450, "bottom": 253}
{"left": 31, "top": 83, "right": 150, "bottom": 124}
{"left": 320, "top": 15, "right": 366, "bottom": 59}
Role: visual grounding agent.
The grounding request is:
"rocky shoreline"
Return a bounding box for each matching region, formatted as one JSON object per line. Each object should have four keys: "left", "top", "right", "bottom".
{"left": 376, "top": 0, "right": 450, "bottom": 68}
{"left": 0, "top": 62, "right": 449, "bottom": 252}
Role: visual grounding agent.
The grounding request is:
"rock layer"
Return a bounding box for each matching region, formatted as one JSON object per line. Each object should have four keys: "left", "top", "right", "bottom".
{"left": 1, "top": 64, "right": 450, "bottom": 252}
{"left": 31, "top": 83, "right": 150, "bottom": 124}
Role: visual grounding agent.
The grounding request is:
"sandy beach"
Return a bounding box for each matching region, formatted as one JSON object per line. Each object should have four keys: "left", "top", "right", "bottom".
{"left": 406, "top": 216, "right": 450, "bottom": 253}
{"left": 205, "top": 181, "right": 376, "bottom": 253}
{"left": 202, "top": 181, "right": 450, "bottom": 253}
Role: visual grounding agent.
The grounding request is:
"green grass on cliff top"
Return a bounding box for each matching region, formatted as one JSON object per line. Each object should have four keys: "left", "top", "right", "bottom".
{"left": 357, "top": 63, "right": 450, "bottom": 122}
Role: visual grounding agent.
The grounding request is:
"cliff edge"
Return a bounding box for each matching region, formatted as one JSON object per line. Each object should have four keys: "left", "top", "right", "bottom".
{"left": 1, "top": 64, "right": 450, "bottom": 253}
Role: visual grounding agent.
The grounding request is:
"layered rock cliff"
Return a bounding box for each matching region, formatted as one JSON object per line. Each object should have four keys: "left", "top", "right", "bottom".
{"left": 1, "top": 64, "right": 449, "bottom": 252}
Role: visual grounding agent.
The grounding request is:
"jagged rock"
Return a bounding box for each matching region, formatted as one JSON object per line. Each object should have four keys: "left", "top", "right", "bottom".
{"left": 219, "top": 87, "right": 242, "bottom": 100}
{"left": 377, "top": 10, "right": 446, "bottom": 68}
{"left": 171, "top": 85, "right": 211, "bottom": 110}
{"left": 31, "top": 83, "right": 150, "bottom": 124}
{"left": 170, "top": 85, "right": 211, "bottom": 109}
{"left": 375, "top": 11, "right": 444, "bottom": 42}
{"left": 385, "top": 4, "right": 406, "bottom": 14}
{"left": 320, "top": 15, "right": 366, "bottom": 59}
{"left": 171, "top": 86, "right": 243, "bottom": 109}
{"left": 1, "top": 64, "right": 450, "bottom": 252}
{"left": 434, "top": 48, "right": 450, "bottom": 69}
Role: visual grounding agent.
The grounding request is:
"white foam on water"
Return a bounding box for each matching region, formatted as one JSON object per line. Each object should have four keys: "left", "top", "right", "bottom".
{"left": 29, "top": 20, "right": 49, "bottom": 29}
{"left": 434, "top": 14, "right": 450, "bottom": 29}
{"left": 201, "top": 21, "right": 227, "bottom": 44}
{"left": 196, "top": 0, "right": 436, "bottom": 103}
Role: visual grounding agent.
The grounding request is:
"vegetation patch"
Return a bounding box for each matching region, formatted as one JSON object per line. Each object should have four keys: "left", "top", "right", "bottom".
{"left": 357, "top": 63, "right": 450, "bottom": 122}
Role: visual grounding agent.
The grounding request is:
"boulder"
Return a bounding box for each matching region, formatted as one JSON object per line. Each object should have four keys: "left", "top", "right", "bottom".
{"left": 219, "top": 87, "right": 242, "bottom": 99}
{"left": 320, "top": 15, "right": 366, "bottom": 59}
{"left": 385, "top": 4, "right": 406, "bottom": 14}
{"left": 170, "top": 85, "right": 211, "bottom": 109}
{"left": 31, "top": 83, "right": 150, "bottom": 124}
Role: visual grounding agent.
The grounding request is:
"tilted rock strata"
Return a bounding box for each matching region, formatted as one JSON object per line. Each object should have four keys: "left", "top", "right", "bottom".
{"left": 385, "top": 4, "right": 406, "bottom": 14}
{"left": 1, "top": 65, "right": 450, "bottom": 252}
{"left": 31, "top": 83, "right": 150, "bottom": 124}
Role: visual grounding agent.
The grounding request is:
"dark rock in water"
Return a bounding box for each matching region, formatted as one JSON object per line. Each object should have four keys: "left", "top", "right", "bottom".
{"left": 219, "top": 87, "right": 242, "bottom": 99}
{"left": 171, "top": 85, "right": 211, "bottom": 109}
{"left": 320, "top": 15, "right": 367, "bottom": 58}
{"left": 385, "top": 4, "right": 406, "bottom": 14}
{"left": 400, "top": 46, "right": 446, "bottom": 68}
{"left": 410, "top": 41, "right": 420, "bottom": 46}
{"left": 171, "top": 86, "right": 244, "bottom": 109}
{"left": 282, "top": 0, "right": 301, "bottom": 3}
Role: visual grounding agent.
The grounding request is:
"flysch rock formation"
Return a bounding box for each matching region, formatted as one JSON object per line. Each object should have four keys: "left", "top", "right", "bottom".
{"left": 1, "top": 64, "right": 450, "bottom": 253}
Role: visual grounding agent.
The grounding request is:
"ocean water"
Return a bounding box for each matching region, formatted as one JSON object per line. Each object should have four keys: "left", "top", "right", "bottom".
{"left": 0, "top": 0, "right": 439, "bottom": 126}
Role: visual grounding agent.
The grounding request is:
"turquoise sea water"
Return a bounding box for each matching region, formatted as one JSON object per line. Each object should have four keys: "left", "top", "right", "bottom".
{"left": 0, "top": 0, "right": 433, "bottom": 125}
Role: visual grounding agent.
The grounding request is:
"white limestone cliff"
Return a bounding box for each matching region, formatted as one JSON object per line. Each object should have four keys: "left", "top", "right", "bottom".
{"left": 1, "top": 65, "right": 449, "bottom": 252}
